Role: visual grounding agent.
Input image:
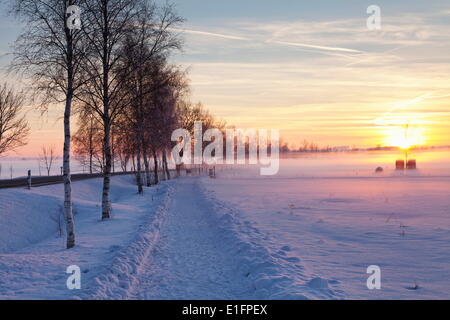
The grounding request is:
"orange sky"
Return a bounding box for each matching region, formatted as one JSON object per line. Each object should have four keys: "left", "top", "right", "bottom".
{"left": 2, "top": 2, "right": 450, "bottom": 157}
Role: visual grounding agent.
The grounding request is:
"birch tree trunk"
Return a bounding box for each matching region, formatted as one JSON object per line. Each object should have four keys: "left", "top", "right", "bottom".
{"left": 111, "top": 128, "right": 115, "bottom": 173}
{"left": 135, "top": 141, "right": 143, "bottom": 194}
{"left": 162, "top": 150, "right": 171, "bottom": 180}
{"left": 63, "top": 5, "right": 76, "bottom": 248}
{"left": 132, "top": 153, "right": 136, "bottom": 172}
{"left": 101, "top": 4, "right": 112, "bottom": 220}
{"left": 152, "top": 147, "right": 159, "bottom": 185}
{"left": 102, "top": 116, "right": 112, "bottom": 219}
{"left": 160, "top": 151, "right": 166, "bottom": 181}
{"left": 63, "top": 90, "right": 75, "bottom": 248}
{"left": 142, "top": 144, "right": 152, "bottom": 187}
{"left": 89, "top": 117, "right": 94, "bottom": 174}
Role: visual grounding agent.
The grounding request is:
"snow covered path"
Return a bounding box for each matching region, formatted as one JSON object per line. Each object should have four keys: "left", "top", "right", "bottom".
{"left": 0, "top": 173, "right": 315, "bottom": 300}
{"left": 129, "top": 177, "right": 256, "bottom": 299}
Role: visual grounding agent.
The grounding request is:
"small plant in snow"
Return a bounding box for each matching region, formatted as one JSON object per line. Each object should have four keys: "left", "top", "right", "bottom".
{"left": 407, "top": 281, "right": 420, "bottom": 290}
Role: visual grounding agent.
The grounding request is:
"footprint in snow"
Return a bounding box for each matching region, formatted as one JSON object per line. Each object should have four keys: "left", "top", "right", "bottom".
{"left": 283, "top": 256, "right": 300, "bottom": 263}
{"left": 108, "top": 245, "right": 121, "bottom": 252}
{"left": 307, "top": 277, "right": 329, "bottom": 289}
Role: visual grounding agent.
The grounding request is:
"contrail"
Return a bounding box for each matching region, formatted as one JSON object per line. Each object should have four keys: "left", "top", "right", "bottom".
{"left": 173, "top": 28, "right": 363, "bottom": 55}
{"left": 171, "top": 28, "right": 249, "bottom": 41}
{"left": 373, "top": 91, "right": 450, "bottom": 126}
{"left": 270, "top": 40, "right": 363, "bottom": 54}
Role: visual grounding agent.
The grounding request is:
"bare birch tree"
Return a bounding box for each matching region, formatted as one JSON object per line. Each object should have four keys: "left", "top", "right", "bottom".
{"left": 9, "top": 0, "right": 87, "bottom": 248}
{"left": 116, "top": 1, "right": 182, "bottom": 192}
{"left": 76, "top": 0, "right": 145, "bottom": 219}
{"left": 0, "top": 84, "right": 29, "bottom": 156}
{"left": 146, "top": 64, "right": 186, "bottom": 182}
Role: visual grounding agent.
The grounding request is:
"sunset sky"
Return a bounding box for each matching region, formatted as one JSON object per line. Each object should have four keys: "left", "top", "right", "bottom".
{"left": 1, "top": 0, "right": 450, "bottom": 156}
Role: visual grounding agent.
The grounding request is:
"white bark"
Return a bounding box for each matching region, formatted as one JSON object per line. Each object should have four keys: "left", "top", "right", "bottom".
{"left": 63, "top": 93, "right": 75, "bottom": 248}
{"left": 102, "top": 118, "right": 112, "bottom": 219}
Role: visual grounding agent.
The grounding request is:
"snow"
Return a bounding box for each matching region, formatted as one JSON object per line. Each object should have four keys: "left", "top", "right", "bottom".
{"left": 200, "top": 150, "right": 450, "bottom": 299}
{"left": 0, "top": 175, "right": 173, "bottom": 299}
{"left": 0, "top": 157, "right": 86, "bottom": 179}
{"left": 1, "top": 149, "right": 450, "bottom": 299}
{"left": 128, "top": 178, "right": 256, "bottom": 299}
{"left": 128, "top": 178, "right": 309, "bottom": 300}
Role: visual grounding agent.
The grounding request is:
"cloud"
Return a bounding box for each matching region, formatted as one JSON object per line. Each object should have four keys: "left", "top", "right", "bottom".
{"left": 374, "top": 91, "right": 450, "bottom": 126}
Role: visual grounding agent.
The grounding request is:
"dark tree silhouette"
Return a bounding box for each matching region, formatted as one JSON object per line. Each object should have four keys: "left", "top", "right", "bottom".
{"left": 0, "top": 84, "right": 29, "bottom": 156}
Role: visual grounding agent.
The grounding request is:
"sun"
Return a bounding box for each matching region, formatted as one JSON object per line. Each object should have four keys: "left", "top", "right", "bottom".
{"left": 384, "top": 125, "right": 426, "bottom": 150}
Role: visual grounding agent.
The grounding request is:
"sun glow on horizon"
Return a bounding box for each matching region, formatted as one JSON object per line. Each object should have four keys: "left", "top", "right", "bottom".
{"left": 384, "top": 124, "right": 427, "bottom": 150}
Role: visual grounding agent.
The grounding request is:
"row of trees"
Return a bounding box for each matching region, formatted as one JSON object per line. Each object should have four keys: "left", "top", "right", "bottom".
{"left": 7, "top": 0, "right": 207, "bottom": 249}
{"left": 72, "top": 101, "right": 225, "bottom": 181}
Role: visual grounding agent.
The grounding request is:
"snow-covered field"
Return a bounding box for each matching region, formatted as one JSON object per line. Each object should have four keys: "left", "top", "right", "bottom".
{"left": 1, "top": 149, "right": 449, "bottom": 299}
{"left": 0, "top": 157, "right": 86, "bottom": 179}
{"left": 201, "top": 149, "right": 450, "bottom": 299}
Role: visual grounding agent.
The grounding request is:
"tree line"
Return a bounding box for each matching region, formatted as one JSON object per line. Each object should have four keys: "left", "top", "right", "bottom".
{"left": 0, "top": 0, "right": 223, "bottom": 249}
